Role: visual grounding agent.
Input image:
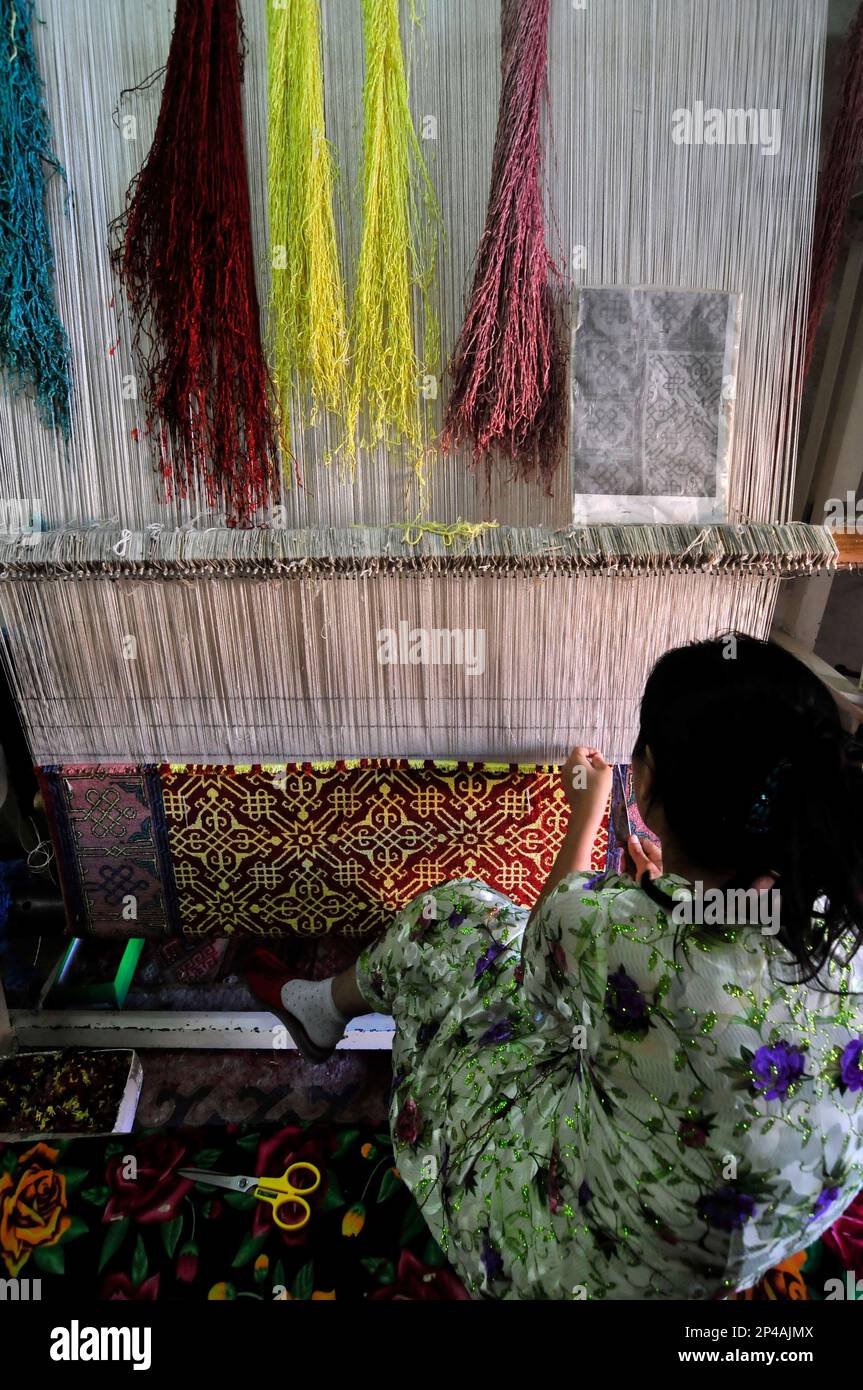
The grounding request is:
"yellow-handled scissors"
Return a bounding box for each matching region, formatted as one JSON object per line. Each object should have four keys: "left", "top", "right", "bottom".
{"left": 178, "top": 1162, "right": 321, "bottom": 1231}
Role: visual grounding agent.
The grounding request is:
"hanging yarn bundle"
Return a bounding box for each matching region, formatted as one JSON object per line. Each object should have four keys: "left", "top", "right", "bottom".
{"left": 346, "top": 0, "right": 440, "bottom": 473}
{"left": 268, "top": 0, "right": 347, "bottom": 428}
{"left": 805, "top": 0, "right": 863, "bottom": 378}
{"left": 0, "top": 0, "right": 71, "bottom": 435}
{"left": 441, "top": 0, "right": 566, "bottom": 492}
{"left": 112, "top": 0, "right": 280, "bottom": 525}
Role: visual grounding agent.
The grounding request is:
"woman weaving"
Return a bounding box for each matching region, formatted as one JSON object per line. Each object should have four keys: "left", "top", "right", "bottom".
{"left": 248, "top": 636, "right": 863, "bottom": 1299}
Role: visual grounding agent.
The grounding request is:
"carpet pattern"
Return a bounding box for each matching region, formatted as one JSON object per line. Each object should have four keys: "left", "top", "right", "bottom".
{"left": 41, "top": 762, "right": 609, "bottom": 939}
{"left": 1, "top": 1124, "right": 858, "bottom": 1301}
{"left": 37, "top": 765, "right": 179, "bottom": 937}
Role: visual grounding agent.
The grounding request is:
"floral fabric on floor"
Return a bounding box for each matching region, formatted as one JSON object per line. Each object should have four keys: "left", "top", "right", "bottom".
{"left": 0, "top": 1122, "right": 858, "bottom": 1300}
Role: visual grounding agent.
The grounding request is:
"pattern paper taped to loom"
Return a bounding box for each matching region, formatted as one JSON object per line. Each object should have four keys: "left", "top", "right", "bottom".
{"left": 570, "top": 287, "right": 739, "bottom": 523}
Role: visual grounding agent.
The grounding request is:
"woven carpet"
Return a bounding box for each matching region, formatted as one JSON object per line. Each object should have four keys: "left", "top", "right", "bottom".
{"left": 1, "top": 1124, "right": 859, "bottom": 1301}
{"left": 39, "top": 762, "right": 609, "bottom": 939}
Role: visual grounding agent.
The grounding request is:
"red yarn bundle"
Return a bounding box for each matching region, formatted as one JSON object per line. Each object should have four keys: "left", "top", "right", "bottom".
{"left": 441, "top": 0, "right": 567, "bottom": 492}
{"left": 112, "top": 0, "right": 280, "bottom": 524}
{"left": 805, "top": 0, "right": 863, "bottom": 379}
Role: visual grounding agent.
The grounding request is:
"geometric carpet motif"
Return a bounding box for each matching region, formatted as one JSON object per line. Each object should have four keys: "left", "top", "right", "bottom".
{"left": 161, "top": 762, "right": 609, "bottom": 940}
{"left": 37, "top": 764, "right": 180, "bottom": 938}
{"left": 41, "top": 762, "right": 609, "bottom": 940}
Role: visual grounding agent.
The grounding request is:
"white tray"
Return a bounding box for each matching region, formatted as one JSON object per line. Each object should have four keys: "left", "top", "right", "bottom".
{"left": 0, "top": 1049, "right": 143, "bottom": 1142}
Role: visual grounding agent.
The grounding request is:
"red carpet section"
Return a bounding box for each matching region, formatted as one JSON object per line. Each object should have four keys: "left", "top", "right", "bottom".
{"left": 39, "top": 762, "right": 608, "bottom": 939}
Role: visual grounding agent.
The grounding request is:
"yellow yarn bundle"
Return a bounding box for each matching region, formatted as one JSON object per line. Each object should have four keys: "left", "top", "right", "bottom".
{"left": 345, "top": 0, "right": 440, "bottom": 473}
{"left": 268, "top": 0, "right": 348, "bottom": 429}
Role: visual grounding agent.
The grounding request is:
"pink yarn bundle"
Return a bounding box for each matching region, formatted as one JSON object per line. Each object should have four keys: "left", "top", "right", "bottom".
{"left": 805, "top": 0, "right": 863, "bottom": 378}
{"left": 441, "top": 0, "right": 567, "bottom": 491}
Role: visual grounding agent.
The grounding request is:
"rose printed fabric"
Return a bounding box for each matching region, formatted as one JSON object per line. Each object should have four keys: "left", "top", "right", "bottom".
{"left": 0, "top": 1125, "right": 468, "bottom": 1301}
{"left": 357, "top": 873, "right": 863, "bottom": 1300}
{"left": 0, "top": 1112, "right": 855, "bottom": 1301}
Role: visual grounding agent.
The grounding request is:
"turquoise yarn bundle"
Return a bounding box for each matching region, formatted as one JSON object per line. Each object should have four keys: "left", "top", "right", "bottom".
{"left": 0, "top": 0, "right": 71, "bottom": 435}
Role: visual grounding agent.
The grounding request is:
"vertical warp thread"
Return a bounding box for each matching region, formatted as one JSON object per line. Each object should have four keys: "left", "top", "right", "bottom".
{"left": 0, "top": 0, "right": 71, "bottom": 435}
{"left": 111, "top": 0, "right": 280, "bottom": 525}
{"left": 268, "top": 0, "right": 347, "bottom": 432}
{"left": 441, "top": 0, "right": 566, "bottom": 492}
{"left": 345, "top": 0, "right": 440, "bottom": 478}
{"left": 805, "top": 0, "right": 863, "bottom": 379}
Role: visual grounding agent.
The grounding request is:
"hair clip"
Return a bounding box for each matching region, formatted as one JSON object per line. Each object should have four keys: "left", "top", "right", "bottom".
{"left": 745, "top": 757, "right": 791, "bottom": 836}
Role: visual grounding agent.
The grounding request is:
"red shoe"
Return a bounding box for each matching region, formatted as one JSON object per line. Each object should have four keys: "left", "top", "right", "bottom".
{"left": 245, "top": 951, "right": 336, "bottom": 1064}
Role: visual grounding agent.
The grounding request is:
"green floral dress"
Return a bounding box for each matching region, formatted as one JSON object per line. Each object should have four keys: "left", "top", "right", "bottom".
{"left": 357, "top": 872, "right": 863, "bottom": 1300}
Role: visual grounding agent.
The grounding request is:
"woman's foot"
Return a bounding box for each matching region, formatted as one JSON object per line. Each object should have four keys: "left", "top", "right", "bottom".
{"left": 245, "top": 953, "right": 350, "bottom": 1063}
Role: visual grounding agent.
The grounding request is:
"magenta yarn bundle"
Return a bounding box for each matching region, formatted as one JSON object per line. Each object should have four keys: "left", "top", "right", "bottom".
{"left": 805, "top": 0, "right": 863, "bottom": 378}
{"left": 441, "top": 0, "right": 567, "bottom": 492}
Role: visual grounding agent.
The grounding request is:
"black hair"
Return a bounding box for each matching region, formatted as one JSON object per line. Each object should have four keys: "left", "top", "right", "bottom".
{"left": 633, "top": 634, "right": 863, "bottom": 982}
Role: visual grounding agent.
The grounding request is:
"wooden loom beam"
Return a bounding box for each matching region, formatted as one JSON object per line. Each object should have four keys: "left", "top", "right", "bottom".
{"left": 833, "top": 529, "right": 863, "bottom": 568}
{"left": 0, "top": 522, "right": 849, "bottom": 579}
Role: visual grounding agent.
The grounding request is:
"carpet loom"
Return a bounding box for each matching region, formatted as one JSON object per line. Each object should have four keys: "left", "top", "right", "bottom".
{"left": 0, "top": 0, "right": 843, "bottom": 906}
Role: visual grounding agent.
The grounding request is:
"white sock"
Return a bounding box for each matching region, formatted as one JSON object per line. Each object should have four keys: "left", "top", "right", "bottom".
{"left": 280, "top": 978, "right": 350, "bottom": 1050}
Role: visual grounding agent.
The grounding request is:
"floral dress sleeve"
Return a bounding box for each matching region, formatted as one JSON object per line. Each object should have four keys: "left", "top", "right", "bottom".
{"left": 519, "top": 871, "right": 615, "bottom": 1054}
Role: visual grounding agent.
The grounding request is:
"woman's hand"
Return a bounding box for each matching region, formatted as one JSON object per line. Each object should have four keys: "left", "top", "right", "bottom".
{"left": 623, "top": 834, "right": 663, "bottom": 881}
{"left": 529, "top": 748, "right": 614, "bottom": 918}
{"left": 561, "top": 746, "right": 613, "bottom": 820}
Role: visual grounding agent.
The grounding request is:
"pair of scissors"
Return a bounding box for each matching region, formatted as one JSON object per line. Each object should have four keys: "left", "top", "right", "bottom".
{"left": 178, "top": 1162, "right": 321, "bottom": 1231}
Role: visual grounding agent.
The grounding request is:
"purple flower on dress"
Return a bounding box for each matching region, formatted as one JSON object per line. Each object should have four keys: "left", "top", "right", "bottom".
{"left": 474, "top": 940, "right": 506, "bottom": 980}
{"left": 604, "top": 967, "right": 650, "bottom": 1035}
{"left": 750, "top": 1041, "right": 806, "bottom": 1100}
{"left": 481, "top": 1240, "right": 504, "bottom": 1281}
{"left": 546, "top": 1141, "right": 563, "bottom": 1214}
{"left": 448, "top": 908, "right": 468, "bottom": 928}
{"left": 479, "top": 1018, "right": 514, "bottom": 1047}
{"left": 839, "top": 1039, "right": 863, "bottom": 1092}
{"left": 678, "top": 1114, "right": 712, "bottom": 1148}
{"left": 581, "top": 873, "right": 605, "bottom": 890}
{"left": 549, "top": 942, "right": 568, "bottom": 979}
{"left": 577, "top": 1179, "right": 592, "bottom": 1207}
{"left": 811, "top": 1187, "right": 840, "bottom": 1221}
{"left": 394, "top": 1097, "right": 421, "bottom": 1146}
{"left": 696, "top": 1186, "right": 757, "bottom": 1231}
